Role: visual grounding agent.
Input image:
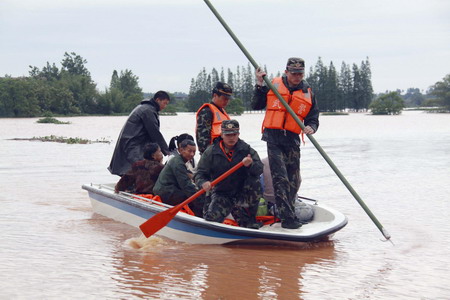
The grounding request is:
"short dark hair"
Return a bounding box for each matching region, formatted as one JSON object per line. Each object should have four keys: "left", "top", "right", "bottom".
{"left": 179, "top": 139, "right": 196, "bottom": 149}
{"left": 143, "top": 143, "right": 160, "bottom": 160}
{"left": 153, "top": 90, "right": 170, "bottom": 101}
{"left": 168, "top": 133, "right": 194, "bottom": 151}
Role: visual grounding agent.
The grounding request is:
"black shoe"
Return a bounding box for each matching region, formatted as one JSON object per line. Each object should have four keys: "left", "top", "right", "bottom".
{"left": 281, "top": 218, "right": 302, "bottom": 229}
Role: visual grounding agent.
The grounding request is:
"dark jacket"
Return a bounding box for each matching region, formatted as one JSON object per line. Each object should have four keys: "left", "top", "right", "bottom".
{"left": 115, "top": 159, "right": 164, "bottom": 194}
{"left": 195, "top": 138, "right": 263, "bottom": 196}
{"left": 153, "top": 153, "right": 197, "bottom": 200}
{"left": 251, "top": 76, "right": 319, "bottom": 146}
{"left": 108, "top": 98, "right": 169, "bottom": 176}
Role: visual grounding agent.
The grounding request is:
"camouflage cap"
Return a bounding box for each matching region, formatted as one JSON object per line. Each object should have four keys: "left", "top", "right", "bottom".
{"left": 213, "top": 81, "right": 233, "bottom": 96}
{"left": 286, "top": 57, "right": 305, "bottom": 73}
{"left": 221, "top": 119, "right": 240, "bottom": 135}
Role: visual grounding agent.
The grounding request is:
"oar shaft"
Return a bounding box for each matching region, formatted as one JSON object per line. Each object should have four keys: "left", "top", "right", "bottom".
{"left": 203, "top": 0, "right": 390, "bottom": 240}
{"left": 173, "top": 161, "right": 244, "bottom": 210}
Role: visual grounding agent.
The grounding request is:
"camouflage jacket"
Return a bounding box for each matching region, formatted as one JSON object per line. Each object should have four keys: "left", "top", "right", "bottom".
{"left": 195, "top": 103, "right": 228, "bottom": 154}
{"left": 195, "top": 138, "right": 263, "bottom": 196}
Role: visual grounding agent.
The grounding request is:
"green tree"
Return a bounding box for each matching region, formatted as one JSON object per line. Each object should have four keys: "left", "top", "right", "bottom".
{"left": 226, "top": 97, "right": 244, "bottom": 115}
{"left": 211, "top": 68, "right": 219, "bottom": 85}
{"left": 403, "top": 88, "right": 425, "bottom": 107}
{"left": 186, "top": 69, "right": 212, "bottom": 111}
{"left": 227, "top": 68, "right": 234, "bottom": 90}
{"left": 0, "top": 77, "right": 40, "bottom": 117}
{"left": 351, "top": 63, "right": 365, "bottom": 111}
{"left": 220, "top": 67, "right": 225, "bottom": 83}
{"left": 360, "top": 58, "right": 374, "bottom": 109}
{"left": 241, "top": 63, "right": 255, "bottom": 110}
{"left": 117, "top": 69, "right": 143, "bottom": 111}
{"left": 61, "top": 52, "right": 90, "bottom": 76}
{"left": 324, "top": 61, "right": 339, "bottom": 112}
{"left": 430, "top": 74, "right": 450, "bottom": 111}
{"left": 110, "top": 70, "right": 120, "bottom": 89}
{"left": 339, "top": 62, "right": 352, "bottom": 111}
{"left": 369, "top": 92, "right": 404, "bottom": 115}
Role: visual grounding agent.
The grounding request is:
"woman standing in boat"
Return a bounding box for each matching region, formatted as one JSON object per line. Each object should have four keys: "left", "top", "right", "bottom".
{"left": 153, "top": 139, "right": 204, "bottom": 217}
{"left": 115, "top": 143, "right": 164, "bottom": 194}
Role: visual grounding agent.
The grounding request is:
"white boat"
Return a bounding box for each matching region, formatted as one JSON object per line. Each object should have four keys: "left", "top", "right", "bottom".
{"left": 82, "top": 183, "right": 348, "bottom": 245}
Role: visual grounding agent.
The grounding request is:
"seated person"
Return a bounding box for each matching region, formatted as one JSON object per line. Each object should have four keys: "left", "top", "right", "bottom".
{"left": 194, "top": 119, "right": 264, "bottom": 229}
{"left": 153, "top": 139, "right": 204, "bottom": 217}
{"left": 115, "top": 143, "right": 164, "bottom": 194}
{"left": 167, "top": 133, "right": 196, "bottom": 175}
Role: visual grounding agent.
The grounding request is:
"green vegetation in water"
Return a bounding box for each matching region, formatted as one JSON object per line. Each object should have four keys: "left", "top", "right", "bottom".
{"left": 36, "top": 116, "right": 71, "bottom": 124}
{"left": 321, "top": 112, "right": 349, "bottom": 116}
{"left": 10, "top": 135, "right": 111, "bottom": 144}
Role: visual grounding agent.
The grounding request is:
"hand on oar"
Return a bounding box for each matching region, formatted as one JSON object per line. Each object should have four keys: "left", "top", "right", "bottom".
{"left": 139, "top": 161, "right": 244, "bottom": 238}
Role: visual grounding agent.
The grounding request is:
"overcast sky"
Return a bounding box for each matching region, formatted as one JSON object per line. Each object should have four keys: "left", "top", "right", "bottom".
{"left": 1, "top": 0, "right": 449, "bottom": 94}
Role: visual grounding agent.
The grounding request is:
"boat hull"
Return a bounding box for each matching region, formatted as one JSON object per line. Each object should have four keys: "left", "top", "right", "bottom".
{"left": 82, "top": 183, "right": 348, "bottom": 245}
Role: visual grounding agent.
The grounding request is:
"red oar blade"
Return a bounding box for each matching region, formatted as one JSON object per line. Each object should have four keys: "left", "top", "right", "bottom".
{"left": 139, "top": 161, "right": 244, "bottom": 238}
{"left": 139, "top": 206, "right": 179, "bottom": 238}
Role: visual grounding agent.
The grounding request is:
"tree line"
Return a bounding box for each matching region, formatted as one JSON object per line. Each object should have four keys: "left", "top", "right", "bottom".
{"left": 185, "top": 57, "right": 375, "bottom": 113}
{"left": 1, "top": 52, "right": 449, "bottom": 117}
{"left": 0, "top": 52, "right": 143, "bottom": 117}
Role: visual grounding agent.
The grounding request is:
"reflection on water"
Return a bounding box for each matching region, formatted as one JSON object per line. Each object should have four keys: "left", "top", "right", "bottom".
{"left": 114, "top": 236, "right": 336, "bottom": 299}
{"left": 1, "top": 111, "right": 450, "bottom": 299}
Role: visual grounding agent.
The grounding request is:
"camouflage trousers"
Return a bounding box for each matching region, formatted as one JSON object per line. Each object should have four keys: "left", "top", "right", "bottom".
{"left": 203, "top": 176, "right": 262, "bottom": 226}
{"left": 267, "top": 142, "right": 301, "bottom": 221}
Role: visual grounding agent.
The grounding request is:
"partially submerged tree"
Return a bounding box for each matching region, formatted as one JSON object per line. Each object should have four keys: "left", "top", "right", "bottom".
{"left": 369, "top": 92, "right": 404, "bottom": 115}
{"left": 429, "top": 74, "right": 450, "bottom": 111}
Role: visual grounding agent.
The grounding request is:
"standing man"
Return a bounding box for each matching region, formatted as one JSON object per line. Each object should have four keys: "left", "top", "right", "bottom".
{"left": 195, "top": 82, "right": 232, "bottom": 155}
{"left": 108, "top": 91, "right": 171, "bottom": 176}
{"left": 251, "top": 58, "right": 319, "bottom": 229}
{"left": 195, "top": 120, "right": 264, "bottom": 229}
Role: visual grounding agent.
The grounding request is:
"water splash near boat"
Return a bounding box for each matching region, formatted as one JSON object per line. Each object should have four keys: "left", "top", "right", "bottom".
{"left": 126, "top": 235, "right": 168, "bottom": 251}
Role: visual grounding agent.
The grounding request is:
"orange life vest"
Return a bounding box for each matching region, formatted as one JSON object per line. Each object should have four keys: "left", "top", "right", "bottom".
{"left": 196, "top": 103, "right": 230, "bottom": 144}
{"left": 262, "top": 77, "right": 312, "bottom": 134}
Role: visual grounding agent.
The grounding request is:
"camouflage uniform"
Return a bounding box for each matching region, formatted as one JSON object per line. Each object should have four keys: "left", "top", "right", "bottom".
{"left": 195, "top": 120, "right": 263, "bottom": 227}
{"left": 196, "top": 105, "right": 215, "bottom": 154}
{"left": 195, "top": 82, "right": 233, "bottom": 155}
{"left": 251, "top": 58, "right": 319, "bottom": 226}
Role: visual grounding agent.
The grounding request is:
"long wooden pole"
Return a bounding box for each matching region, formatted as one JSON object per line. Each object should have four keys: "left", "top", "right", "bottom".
{"left": 203, "top": 0, "right": 391, "bottom": 240}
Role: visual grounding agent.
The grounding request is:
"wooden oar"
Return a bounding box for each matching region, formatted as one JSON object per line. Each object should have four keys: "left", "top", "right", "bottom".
{"left": 203, "top": 0, "right": 391, "bottom": 241}
{"left": 139, "top": 161, "right": 244, "bottom": 238}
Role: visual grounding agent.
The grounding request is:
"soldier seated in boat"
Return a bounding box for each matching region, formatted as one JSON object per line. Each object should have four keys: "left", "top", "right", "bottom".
{"left": 195, "top": 120, "right": 264, "bottom": 229}
{"left": 153, "top": 139, "right": 204, "bottom": 217}
{"left": 115, "top": 143, "right": 164, "bottom": 194}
